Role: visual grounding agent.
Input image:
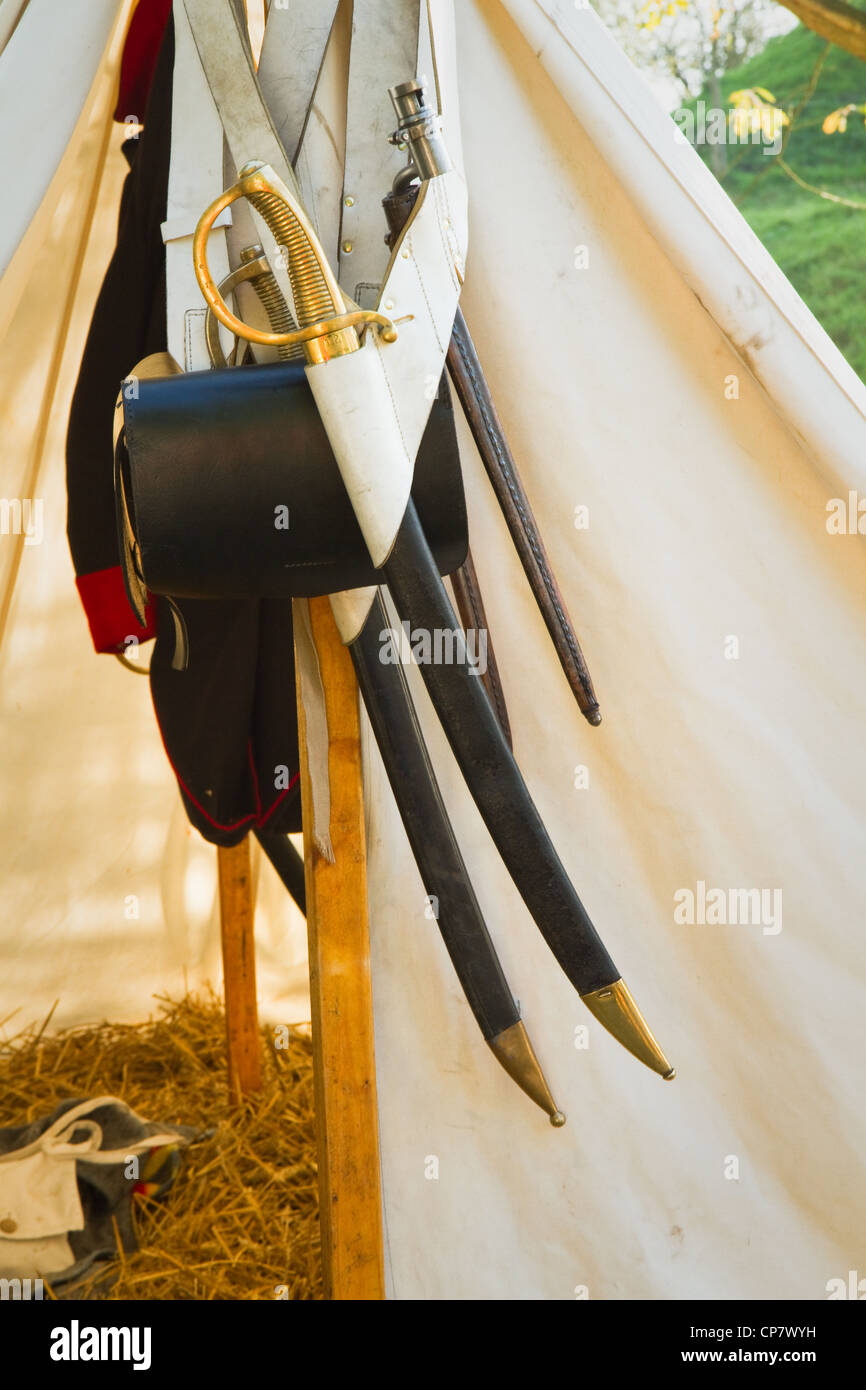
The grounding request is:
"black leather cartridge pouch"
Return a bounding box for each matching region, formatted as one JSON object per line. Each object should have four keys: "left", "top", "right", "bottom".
{"left": 115, "top": 358, "right": 468, "bottom": 605}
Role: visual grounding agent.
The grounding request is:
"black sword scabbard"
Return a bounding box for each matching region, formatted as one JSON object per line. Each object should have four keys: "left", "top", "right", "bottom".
{"left": 350, "top": 593, "right": 564, "bottom": 1123}
{"left": 255, "top": 827, "right": 306, "bottom": 914}
{"left": 383, "top": 501, "right": 674, "bottom": 1080}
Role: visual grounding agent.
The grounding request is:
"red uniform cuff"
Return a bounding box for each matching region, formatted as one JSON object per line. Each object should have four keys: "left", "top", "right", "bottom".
{"left": 76, "top": 566, "right": 158, "bottom": 654}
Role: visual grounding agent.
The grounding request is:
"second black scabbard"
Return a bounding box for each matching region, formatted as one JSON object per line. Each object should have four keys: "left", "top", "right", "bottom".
{"left": 350, "top": 592, "right": 564, "bottom": 1124}
{"left": 382, "top": 501, "right": 675, "bottom": 1082}
{"left": 384, "top": 501, "right": 616, "bottom": 993}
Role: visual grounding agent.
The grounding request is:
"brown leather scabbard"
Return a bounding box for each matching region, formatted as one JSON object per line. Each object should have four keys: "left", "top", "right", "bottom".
{"left": 384, "top": 185, "right": 601, "bottom": 729}
{"left": 384, "top": 185, "right": 514, "bottom": 746}
{"left": 447, "top": 308, "right": 601, "bottom": 726}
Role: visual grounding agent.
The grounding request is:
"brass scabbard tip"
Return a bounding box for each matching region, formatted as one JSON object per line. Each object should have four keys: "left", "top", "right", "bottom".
{"left": 587, "top": 708, "right": 603, "bottom": 727}
{"left": 580, "top": 978, "right": 674, "bottom": 1079}
{"left": 488, "top": 1021, "right": 563, "bottom": 1125}
{"left": 663, "top": 1068, "right": 676, "bottom": 1081}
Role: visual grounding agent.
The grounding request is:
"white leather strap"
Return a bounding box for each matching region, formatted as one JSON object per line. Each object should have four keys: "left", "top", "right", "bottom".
{"left": 424, "top": 0, "right": 463, "bottom": 176}
{"left": 0, "top": 1096, "right": 186, "bottom": 1167}
{"left": 183, "top": 0, "right": 303, "bottom": 322}
{"left": 307, "top": 340, "right": 412, "bottom": 570}
{"left": 184, "top": 0, "right": 299, "bottom": 192}
{"left": 292, "top": 596, "right": 335, "bottom": 862}
{"left": 287, "top": 3, "right": 351, "bottom": 277}
{"left": 338, "top": 0, "right": 421, "bottom": 305}
{"left": 164, "top": 0, "right": 231, "bottom": 370}
{"left": 305, "top": 1, "right": 466, "bottom": 583}
{"left": 256, "top": 0, "right": 339, "bottom": 166}
{"left": 307, "top": 158, "right": 467, "bottom": 572}
{"left": 329, "top": 587, "right": 377, "bottom": 644}
{"left": 262, "top": 9, "right": 377, "bottom": 644}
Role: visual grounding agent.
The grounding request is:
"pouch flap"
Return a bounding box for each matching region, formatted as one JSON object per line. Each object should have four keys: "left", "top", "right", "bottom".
{"left": 0, "top": 1149, "right": 85, "bottom": 1240}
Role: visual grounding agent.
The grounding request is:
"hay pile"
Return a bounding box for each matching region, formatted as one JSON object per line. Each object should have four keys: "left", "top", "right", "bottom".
{"left": 0, "top": 993, "right": 322, "bottom": 1299}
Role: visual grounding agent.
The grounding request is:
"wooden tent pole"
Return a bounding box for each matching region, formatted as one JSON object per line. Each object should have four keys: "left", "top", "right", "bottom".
{"left": 295, "top": 597, "right": 385, "bottom": 1301}
{"left": 217, "top": 838, "right": 263, "bottom": 1103}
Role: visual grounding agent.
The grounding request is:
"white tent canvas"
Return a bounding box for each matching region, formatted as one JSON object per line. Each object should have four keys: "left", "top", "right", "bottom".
{"left": 1, "top": 0, "right": 864, "bottom": 1301}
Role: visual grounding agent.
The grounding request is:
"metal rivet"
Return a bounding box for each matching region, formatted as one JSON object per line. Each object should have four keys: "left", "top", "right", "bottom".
{"left": 0, "top": 1217, "right": 17, "bottom": 1234}
{"left": 384, "top": 299, "right": 394, "bottom": 310}
{"left": 342, "top": 241, "right": 353, "bottom": 254}
{"left": 344, "top": 195, "right": 355, "bottom": 208}
{"left": 401, "top": 249, "right": 410, "bottom": 259}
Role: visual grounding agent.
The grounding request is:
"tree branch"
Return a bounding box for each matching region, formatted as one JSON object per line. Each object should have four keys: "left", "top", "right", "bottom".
{"left": 775, "top": 0, "right": 866, "bottom": 61}
{"left": 776, "top": 156, "right": 866, "bottom": 205}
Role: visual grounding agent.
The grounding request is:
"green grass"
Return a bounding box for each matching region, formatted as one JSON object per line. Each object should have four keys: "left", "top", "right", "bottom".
{"left": 684, "top": 18, "right": 866, "bottom": 381}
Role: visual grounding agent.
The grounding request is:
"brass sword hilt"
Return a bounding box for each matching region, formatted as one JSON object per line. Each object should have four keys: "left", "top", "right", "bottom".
{"left": 192, "top": 162, "right": 397, "bottom": 364}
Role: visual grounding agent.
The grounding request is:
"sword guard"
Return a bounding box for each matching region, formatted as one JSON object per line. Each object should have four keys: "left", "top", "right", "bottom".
{"left": 192, "top": 164, "right": 398, "bottom": 352}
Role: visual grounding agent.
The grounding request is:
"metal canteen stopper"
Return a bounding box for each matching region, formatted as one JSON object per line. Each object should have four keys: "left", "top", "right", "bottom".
{"left": 388, "top": 77, "right": 452, "bottom": 181}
